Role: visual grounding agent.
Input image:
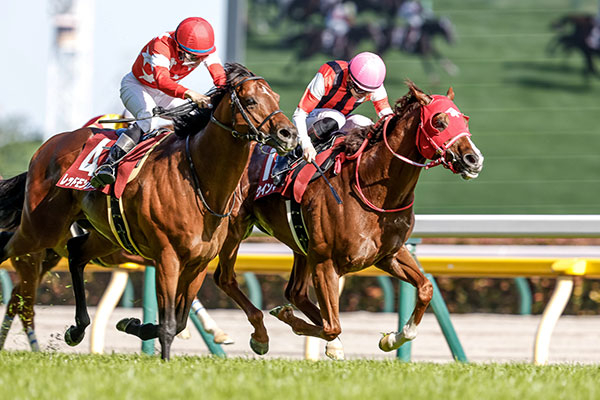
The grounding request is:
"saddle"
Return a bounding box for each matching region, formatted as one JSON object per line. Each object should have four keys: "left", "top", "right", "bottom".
{"left": 57, "top": 128, "right": 171, "bottom": 198}
{"left": 255, "top": 134, "right": 345, "bottom": 203}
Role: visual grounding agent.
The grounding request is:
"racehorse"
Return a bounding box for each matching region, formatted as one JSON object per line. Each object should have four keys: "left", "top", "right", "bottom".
{"left": 213, "top": 81, "right": 483, "bottom": 358}
{"left": 378, "top": 17, "right": 459, "bottom": 81}
{"left": 547, "top": 14, "right": 600, "bottom": 78}
{"left": 0, "top": 63, "right": 298, "bottom": 359}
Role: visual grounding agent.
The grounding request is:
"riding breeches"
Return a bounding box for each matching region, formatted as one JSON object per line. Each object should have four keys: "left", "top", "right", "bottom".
{"left": 120, "top": 72, "right": 188, "bottom": 132}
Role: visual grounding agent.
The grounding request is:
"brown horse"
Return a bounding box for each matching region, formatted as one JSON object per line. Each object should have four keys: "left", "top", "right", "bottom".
{"left": 214, "top": 82, "right": 483, "bottom": 357}
{"left": 0, "top": 63, "right": 298, "bottom": 359}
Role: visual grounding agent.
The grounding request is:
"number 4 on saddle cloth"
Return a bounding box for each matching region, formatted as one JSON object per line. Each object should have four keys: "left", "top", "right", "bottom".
{"left": 56, "top": 128, "right": 171, "bottom": 198}
{"left": 255, "top": 133, "right": 345, "bottom": 204}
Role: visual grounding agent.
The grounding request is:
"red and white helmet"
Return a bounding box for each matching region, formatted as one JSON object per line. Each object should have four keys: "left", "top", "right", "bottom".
{"left": 174, "top": 17, "right": 216, "bottom": 55}
{"left": 348, "top": 52, "right": 386, "bottom": 92}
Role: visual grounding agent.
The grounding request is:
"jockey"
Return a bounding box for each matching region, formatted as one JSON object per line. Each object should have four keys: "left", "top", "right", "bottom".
{"left": 91, "top": 17, "right": 226, "bottom": 189}
{"left": 293, "top": 51, "right": 393, "bottom": 164}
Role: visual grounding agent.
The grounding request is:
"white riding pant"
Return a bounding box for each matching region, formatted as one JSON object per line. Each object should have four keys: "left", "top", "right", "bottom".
{"left": 120, "top": 72, "right": 188, "bottom": 132}
{"left": 306, "top": 108, "right": 374, "bottom": 134}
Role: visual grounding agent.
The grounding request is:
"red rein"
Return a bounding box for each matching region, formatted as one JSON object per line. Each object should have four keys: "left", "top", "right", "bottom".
{"left": 349, "top": 115, "right": 415, "bottom": 213}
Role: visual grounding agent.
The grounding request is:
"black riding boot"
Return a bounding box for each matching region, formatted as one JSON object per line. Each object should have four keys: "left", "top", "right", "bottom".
{"left": 271, "top": 154, "right": 290, "bottom": 186}
{"left": 90, "top": 124, "right": 142, "bottom": 188}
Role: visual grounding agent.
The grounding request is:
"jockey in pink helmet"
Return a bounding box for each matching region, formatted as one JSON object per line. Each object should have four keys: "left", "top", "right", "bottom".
{"left": 91, "top": 17, "right": 226, "bottom": 189}
{"left": 291, "top": 52, "right": 392, "bottom": 164}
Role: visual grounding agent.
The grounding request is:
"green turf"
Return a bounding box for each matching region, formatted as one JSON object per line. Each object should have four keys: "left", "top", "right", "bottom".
{"left": 0, "top": 352, "right": 598, "bottom": 400}
{"left": 245, "top": 1, "right": 600, "bottom": 214}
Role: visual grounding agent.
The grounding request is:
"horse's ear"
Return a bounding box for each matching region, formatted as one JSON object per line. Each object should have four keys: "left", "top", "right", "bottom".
{"left": 446, "top": 87, "right": 455, "bottom": 100}
{"left": 406, "top": 79, "right": 432, "bottom": 105}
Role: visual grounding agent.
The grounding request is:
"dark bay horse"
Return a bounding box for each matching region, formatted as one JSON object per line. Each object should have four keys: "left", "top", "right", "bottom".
{"left": 548, "top": 14, "right": 600, "bottom": 78}
{"left": 0, "top": 63, "right": 297, "bottom": 359}
{"left": 378, "top": 17, "right": 458, "bottom": 81}
{"left": 214, "top": 82, "right": 483, "bottom": 358}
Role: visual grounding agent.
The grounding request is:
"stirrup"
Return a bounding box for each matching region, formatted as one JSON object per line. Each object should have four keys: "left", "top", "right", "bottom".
{"left": 90, "top": 165, "right": 116, "bottom": 188}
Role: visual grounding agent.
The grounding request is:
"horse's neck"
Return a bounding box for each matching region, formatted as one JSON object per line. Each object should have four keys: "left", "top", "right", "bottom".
{"left": 360, "top": 115, "right": 423, "bottom": 207}
{"left": 190, "top": 123, "right": 251, "bottom": 206}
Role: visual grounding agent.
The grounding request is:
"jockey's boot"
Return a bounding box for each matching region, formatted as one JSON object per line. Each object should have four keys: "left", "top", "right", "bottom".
{"left": 271, "top": 154, "right": 290, "bottom": 186}
{"left": 90, "top": 124, "right": 142, "bottom": 189}
{"left": 307, "top": 117, "right": 339, "bottom": 144}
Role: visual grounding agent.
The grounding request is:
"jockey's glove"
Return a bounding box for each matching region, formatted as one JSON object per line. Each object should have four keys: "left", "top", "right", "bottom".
{"left": 185, "top": 90, "right": 211, "bottom": 108}
{"left": 301, "top": 140, "right": 317, "bottom": 163}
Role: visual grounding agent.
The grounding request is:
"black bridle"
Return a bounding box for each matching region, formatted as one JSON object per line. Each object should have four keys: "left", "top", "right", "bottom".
{"left": 186, "top": 75, "right": 283, "bottom": 218}
{"left": 209, "top": 76, "right": 283, "bottom": 145}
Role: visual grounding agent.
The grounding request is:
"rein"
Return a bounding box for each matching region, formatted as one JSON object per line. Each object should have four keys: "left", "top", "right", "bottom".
{"left": 349, "top": 115, "right": 414, "bottom": 213}
{"left": 347, "top": 102, "right": 468, "bottom": 213}
{"left": 184, "top": 74, "right": 283, "bottom": 218}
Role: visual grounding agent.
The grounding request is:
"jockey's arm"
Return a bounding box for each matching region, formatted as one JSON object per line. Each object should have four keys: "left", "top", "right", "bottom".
{"left": 293, "top": 72, "right": 327, "bottom": 162}
{"left": 371, "top": 85, "right": 393, "bottom": 118}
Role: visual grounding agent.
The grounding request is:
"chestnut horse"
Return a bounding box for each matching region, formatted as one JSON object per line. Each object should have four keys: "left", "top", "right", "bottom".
{"left": 214, "top": 82, "right": 483, "bottom": 358}
{"left": 0, "top": 63, "right": 298, "bottom": 359}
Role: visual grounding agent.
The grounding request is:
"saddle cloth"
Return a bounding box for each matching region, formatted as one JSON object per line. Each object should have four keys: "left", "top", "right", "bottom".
{"left": 56, "top": 129, "right": 171, "bottom": 199}
{"left": 255, "top": 136, "right": 345, "bottom": 203}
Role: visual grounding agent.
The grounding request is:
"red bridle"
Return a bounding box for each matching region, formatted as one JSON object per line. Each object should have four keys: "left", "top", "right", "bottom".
{"left": 347, "top": 96, "right": 471, "bottom": 213}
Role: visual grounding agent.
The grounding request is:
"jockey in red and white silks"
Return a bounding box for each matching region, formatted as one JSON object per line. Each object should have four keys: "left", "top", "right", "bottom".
{"left": 91, "top": 17, "right": 226, "bottom": 189}
{"left": 124, "top": 18, "right": 226, "bottom": 133}
{"left": 293, "top": 52, "right": 393, "bottom": 162}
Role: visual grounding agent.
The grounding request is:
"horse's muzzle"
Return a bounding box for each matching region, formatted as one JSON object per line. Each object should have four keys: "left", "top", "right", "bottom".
{"left": 458, "top": 151, "right": 484, "bottom": 180}
{"left": 271, "top": 126, "right": 298, "bottom": 155}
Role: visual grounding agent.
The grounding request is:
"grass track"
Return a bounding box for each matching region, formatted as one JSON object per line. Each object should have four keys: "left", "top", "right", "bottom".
{"left": 1, "top": 352, "right": 599, "bottom": 400}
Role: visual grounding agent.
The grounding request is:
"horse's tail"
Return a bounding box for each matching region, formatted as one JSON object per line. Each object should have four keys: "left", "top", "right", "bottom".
{"left": 0, "top": 172, "right": 27, "bottom": 231}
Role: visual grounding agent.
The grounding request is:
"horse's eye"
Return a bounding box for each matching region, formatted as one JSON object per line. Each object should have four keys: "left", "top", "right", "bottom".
{"left": 433, "top": 113, "right": 449, "bottom": 130}
{"left": 246, "top": 98, "right": 257, "bottom": 106}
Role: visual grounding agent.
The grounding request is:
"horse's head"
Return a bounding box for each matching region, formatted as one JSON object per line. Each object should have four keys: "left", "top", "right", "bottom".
{"left": 213, "top": 63, "right": 298, "bottom": 155}
{"left": 408, "top": 82, "right": 483, "bottom": 179}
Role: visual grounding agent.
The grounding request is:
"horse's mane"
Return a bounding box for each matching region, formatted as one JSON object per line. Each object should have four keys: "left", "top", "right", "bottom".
{"left": 173, "top": 63, "right": 256, "bottom": 138}
{"left": 340, "top": 82, "right": 422, "bottom": 155}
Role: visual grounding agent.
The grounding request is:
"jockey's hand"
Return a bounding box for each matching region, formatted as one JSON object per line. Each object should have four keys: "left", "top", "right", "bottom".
{"left": 302, "top": 142, "right": 317, "bottom": 163}
{"left": 185, "top": 90, "right": 211, "bottom": 108}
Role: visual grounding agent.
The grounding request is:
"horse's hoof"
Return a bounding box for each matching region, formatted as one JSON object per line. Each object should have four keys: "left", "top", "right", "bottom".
{"left": 213, "top": 330, "right": 234, "bottom": 345}
{"left": 378, "top": 332, "right": 396, "bottom": 352}
{"left": 64, "top": 325, "right": 84, "bottom": 346}
{"left": 116, "top": 317, "right": 140, "bottom": 332}
{"left": 250, "top": 337, "right": 269, "bottom": 355}
{"left": 325, "top": 339, "right": 345, "bottom": 361}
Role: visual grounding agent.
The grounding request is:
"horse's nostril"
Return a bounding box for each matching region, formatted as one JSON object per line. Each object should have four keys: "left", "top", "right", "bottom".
{"left": 463, "top": 153, "right": 479, "bottom": 167}
{"left": 278, "top": 128, "right": 292, "bottom": 139}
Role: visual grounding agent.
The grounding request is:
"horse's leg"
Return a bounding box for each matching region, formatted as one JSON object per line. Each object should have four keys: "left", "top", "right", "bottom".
{"left": 6, "top": 250, "right": 59, "bottom": 351}
{"left": 64, "top": 231, "right": 118, "bottom": 346}
{"left": 175, "top": 267, "right": 208, "bottom": 335}
{"left": 284, "top": 254, "right": 321, "bottom": 323}
{"left": 271, "top": 259, "right": 342, "bottom": 341}
{"left": 284, "top": 254, "right": 345, "bottom": 360}
{"left": 154, "top": 250, "right": 181, "bottom": 360}
{"left": 375, "top": 245, "right": 433, "bottom": 352}
{"left": 215, "top": 228, "right": 270, "bottom": 355}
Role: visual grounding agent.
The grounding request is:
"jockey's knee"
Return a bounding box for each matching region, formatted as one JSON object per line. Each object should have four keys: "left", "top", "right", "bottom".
{"left": 342, "top": 114, "right": 374, "bottom": 132}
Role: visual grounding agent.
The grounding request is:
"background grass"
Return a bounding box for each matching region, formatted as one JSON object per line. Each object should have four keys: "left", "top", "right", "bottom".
{"left": 0, "top": 352, "right": 598, "bottom": 400}
{"left": 245, "top": 0, "right": 600, "bottom": 214}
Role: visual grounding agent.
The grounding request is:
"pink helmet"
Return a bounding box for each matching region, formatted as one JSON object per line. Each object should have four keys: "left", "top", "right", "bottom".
{"left": 348, "top": 52, "right": 386, "bottom": 91}
{"left": 174, "top": 17, "right": 216, "bottom": 55}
